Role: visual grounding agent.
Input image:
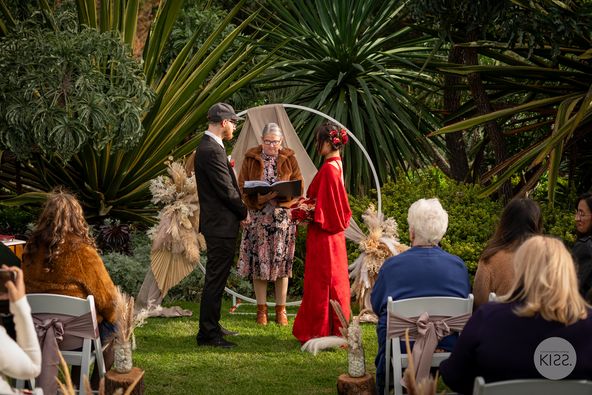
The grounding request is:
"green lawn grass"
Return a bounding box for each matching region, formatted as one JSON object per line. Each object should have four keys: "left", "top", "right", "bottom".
{"left": 133, "top": 300, "right": 379, "bottom": 395}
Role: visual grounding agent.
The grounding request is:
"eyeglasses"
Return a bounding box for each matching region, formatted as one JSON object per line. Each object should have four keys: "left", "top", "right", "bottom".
{"left": 226, "top": 119, "right": 237, "bottom": 126}
{"left": 263, "top": 140, "right": 282, "bottom": 146}
{"left": 575, "top": 210, "right": 592, "bottom": 219}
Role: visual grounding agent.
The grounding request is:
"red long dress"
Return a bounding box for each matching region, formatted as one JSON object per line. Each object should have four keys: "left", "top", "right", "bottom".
{"left": 293, "top": 156, "right": 352, "bottom": 343}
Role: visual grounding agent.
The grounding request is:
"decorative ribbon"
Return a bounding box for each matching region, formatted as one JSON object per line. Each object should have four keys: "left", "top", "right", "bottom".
{"left": 387, "top": 312, "right": 471, "bottom": 386}
{"left": 33, "top": 312, "right": 96, "bottom": 395}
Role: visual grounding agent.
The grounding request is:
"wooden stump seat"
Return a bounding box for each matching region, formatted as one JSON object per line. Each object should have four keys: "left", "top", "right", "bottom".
{"left": 337, "top": 373, "right": 376, "bottom": 395}
{"left": 105, "top": 367, "right": 145, "bottom": 395}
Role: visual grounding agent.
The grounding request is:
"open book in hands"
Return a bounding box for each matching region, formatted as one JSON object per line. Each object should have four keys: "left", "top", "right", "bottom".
{"left": 243, "top": 179, "right": 302, "bottom": 201}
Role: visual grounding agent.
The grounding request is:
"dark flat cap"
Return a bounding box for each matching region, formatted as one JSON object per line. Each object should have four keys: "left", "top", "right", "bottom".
{"left": 207, "top": 102, "right": 243, "bottom": 122}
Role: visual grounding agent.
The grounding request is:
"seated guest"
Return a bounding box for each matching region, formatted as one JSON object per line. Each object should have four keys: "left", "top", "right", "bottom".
{"left": 0, "top": 243, "right": 22, "bottom": 338}
{"left": 22, "top": 189, "right": 118, "bottom": 389}
{"left": 440, "top": 236, "right": 592, "bottom": 394}
{"left": 371, "top": 198, "right": 470, "bottom": 395}
{"left": 0, "top": 265, "right": 41, "bottom": 395}
{"left": 22, "top": 189, "right": 118, "bottom": 341}
{"left": 573, "top": 192, "right": 592, "bottom": 302}
{"left": 473, "top": 198, "right": 542, "bottom": 308}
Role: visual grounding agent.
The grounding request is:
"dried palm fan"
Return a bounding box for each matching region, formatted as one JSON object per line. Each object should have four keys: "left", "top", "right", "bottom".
{"left": 146, "top": 158, "right": 206, "bottom": 296}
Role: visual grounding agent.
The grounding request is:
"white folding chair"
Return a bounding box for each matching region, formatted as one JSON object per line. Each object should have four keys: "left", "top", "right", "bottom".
{"left": 473, "top": 376, "right": 592, "bottom": 395}
{"left": 20, "top": 294, "right": 106, "bottom": 395}
{"left": 385, "top": 294, "right": 474, "bottom": 395}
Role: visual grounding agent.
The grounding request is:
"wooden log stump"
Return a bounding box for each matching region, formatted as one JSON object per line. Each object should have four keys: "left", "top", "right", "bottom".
{"left": 337, "top": 373, "right": 376, "bottom": 395}
{"left": 105, "top": 367, "right": 145, "bottom": 395}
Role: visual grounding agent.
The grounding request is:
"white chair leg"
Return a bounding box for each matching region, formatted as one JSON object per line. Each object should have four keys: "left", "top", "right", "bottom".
{"left": 94, "top": 338, "right": 107, "bottom": 378}
{"left": 392, "top": 340, "right": 404, "bottom": 395}
{"left": 384, "top": 338, "right": 391, "bottom": 395}
{"left": 79, "top": 340, "right": 93, "bottom": 395}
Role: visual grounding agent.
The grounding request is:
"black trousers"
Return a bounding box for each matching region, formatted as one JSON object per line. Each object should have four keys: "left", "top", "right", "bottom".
{"left": 197, "top": 235, "right": 237, "bottom": 340}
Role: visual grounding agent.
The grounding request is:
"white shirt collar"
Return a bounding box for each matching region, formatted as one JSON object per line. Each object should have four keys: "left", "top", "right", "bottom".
{"left": 205, "top": 130, "right": 224, "bottom": 148}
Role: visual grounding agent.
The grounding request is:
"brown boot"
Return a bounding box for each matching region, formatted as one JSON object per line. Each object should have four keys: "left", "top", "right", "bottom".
{"left": 275, "top": 305, "right": 288, "bottom": 326}
{"left": 256, "top": 304, "right": 268, "bottom": 325}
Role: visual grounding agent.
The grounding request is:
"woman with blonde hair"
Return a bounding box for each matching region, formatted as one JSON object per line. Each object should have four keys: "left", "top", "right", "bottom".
{"left": 441, "top": 235, "right": 592, "bottom": 394}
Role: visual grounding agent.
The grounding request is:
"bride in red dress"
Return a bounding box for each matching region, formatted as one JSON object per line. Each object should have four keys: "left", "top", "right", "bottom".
{"left": 292, "top": 122, "right": 352, "bottom": 344}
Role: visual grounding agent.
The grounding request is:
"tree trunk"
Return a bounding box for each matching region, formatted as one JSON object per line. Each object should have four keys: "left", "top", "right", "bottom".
{"left": 464, "top": 30, "right": 512, "bottom": 202}
{"left": 444, "top": 45, "right": 470, "bottom": 182}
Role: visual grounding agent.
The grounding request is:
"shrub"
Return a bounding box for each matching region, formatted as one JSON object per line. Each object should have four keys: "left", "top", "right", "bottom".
{"left": 541, "top": 202, "right": 577, "bottom": 246}
{"left": 102, "top": 231, "right": 151, "bottom": 296}
{"left": 102, "top": 169, "right": 577, "bottom": 300}
{"left": 0, "top": 206, "right": 37, "bottom": 238}
{"left": 348, "top": 168, "right": 576, "bottom": 282}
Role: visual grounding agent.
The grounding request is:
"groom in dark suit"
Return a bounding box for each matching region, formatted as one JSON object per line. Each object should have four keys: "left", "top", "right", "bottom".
{"left": 194, "top": 102, "right": 247, "bottom": 348}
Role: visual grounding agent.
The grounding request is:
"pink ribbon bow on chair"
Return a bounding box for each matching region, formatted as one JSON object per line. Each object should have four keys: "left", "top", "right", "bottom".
{"left": 388, "top": 311, "right": 471, "bottom": 385}
{"left": 33, "top": 312, "right": 95, "bottom": 395}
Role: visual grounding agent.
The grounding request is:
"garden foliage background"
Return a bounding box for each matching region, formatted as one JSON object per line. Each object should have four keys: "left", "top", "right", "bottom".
{"left": 0, "top": 0, "right": 587, "bottom": 304}
{"left": 0, "top": 167, "right": 575, "bottom": 304}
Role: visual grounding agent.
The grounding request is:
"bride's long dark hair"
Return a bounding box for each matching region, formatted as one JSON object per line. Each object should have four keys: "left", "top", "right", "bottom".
{"left": 315, "top": 122, "right": 347, "bottom": 154}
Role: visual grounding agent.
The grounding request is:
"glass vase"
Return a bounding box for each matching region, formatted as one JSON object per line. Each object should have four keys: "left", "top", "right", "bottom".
{"left": 112, "top": 341, "right": 133, "bottom": 374}
{"left": 347, "top": 345, "right": 366, "bottom": 378}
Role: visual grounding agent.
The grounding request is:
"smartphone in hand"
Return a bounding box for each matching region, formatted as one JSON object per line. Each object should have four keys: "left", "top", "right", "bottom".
{"left": 0, "top": 268, "right": 16, "bottom": 293}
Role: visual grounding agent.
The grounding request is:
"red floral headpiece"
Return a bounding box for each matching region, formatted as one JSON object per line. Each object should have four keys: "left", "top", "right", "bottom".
{"left": 329, "top": 128, "right": 349, "bottom": 147}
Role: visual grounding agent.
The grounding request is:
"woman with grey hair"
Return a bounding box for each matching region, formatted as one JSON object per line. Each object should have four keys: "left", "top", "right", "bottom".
{"left": 371, "top": 198, "right": 470, "bottom": 395}
{"left": 237, "top": 123, "right": 304, "bottom": 325}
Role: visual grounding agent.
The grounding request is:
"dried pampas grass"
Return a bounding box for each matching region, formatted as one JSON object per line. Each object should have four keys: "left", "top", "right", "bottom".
{"left": 56, "top": 350, "right": 141, "bottom": 395}
{"left": 114, "top": 287, "right": 149, "bottom": 344}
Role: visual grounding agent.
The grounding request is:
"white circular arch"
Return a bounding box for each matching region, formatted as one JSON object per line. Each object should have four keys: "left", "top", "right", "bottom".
{"left": 214, "top": 103, "right": 383, "bottom": 308}
{"left": 236, "top": 103, "right": 382, "bottom": 214}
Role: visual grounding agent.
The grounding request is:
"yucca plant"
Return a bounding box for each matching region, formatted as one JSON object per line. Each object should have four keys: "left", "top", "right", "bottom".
{"left": 0, "top": 0, "right": 275, "bottom": 223}
{"left": 433, "top": 48, "right": 592, "bottom": 204}
{"left": 425, "top": 0, "right": 592, "bottom": 204}
{"left": 257, "top": 0, "right": 444, "bottom": 193}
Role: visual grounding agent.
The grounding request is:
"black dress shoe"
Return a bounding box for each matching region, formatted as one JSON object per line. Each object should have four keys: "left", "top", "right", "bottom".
{"left": 196, "top": 336, "right": 237, "bottom": 349}
{"left": 220, "top": 326, "right": 239, "bottom": 336}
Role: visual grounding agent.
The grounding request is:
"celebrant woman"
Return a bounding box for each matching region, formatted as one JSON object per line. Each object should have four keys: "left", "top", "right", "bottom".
{"left": 292, "top": 122, "right": 352, "bottom": 343}
{"left": 237, "top": 122, "right": 304, "bottom": 326}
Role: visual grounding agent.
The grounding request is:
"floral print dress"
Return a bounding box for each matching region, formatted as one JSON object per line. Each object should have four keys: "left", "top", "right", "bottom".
{"left": 238, "top": 153, "right": 297, "bottom": 280}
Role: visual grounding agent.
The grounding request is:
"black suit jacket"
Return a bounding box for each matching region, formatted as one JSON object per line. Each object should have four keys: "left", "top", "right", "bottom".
{"left": 194, "top": 134, "right": 247, "bottom": 238}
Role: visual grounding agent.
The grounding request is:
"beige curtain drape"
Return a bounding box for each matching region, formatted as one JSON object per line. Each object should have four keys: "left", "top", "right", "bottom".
{"left": 231, "top": 104, "right": 318, "bottom": 193}
{"left": 231, "top": 104, "right": 365, "bottom": 241}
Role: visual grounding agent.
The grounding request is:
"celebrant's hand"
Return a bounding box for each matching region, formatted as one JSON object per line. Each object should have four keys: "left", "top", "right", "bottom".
{"left": 257, "top": 191, "right": 278, "bottom": 205}
{"left": 241, "top": 212, "right": 251, "bottom": 228}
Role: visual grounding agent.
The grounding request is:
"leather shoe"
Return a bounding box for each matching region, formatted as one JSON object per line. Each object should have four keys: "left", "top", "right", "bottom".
{"left": 220, "top": 326, "right": 239, "bottom": 336}
{"left": 196, "top": 336, "right": 237, "bottom": 349}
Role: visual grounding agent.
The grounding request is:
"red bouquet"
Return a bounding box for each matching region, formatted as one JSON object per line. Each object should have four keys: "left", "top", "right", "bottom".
{"left": 289, "top": 197, "right": 316, "bottom": 224}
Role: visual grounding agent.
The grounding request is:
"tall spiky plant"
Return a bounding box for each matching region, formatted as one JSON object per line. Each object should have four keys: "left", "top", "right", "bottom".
{"left": 0, "top": 0, "right": 276, "bottom": 223}
{"left": 257, "top": 0, "right": 443, "bottom": 193}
